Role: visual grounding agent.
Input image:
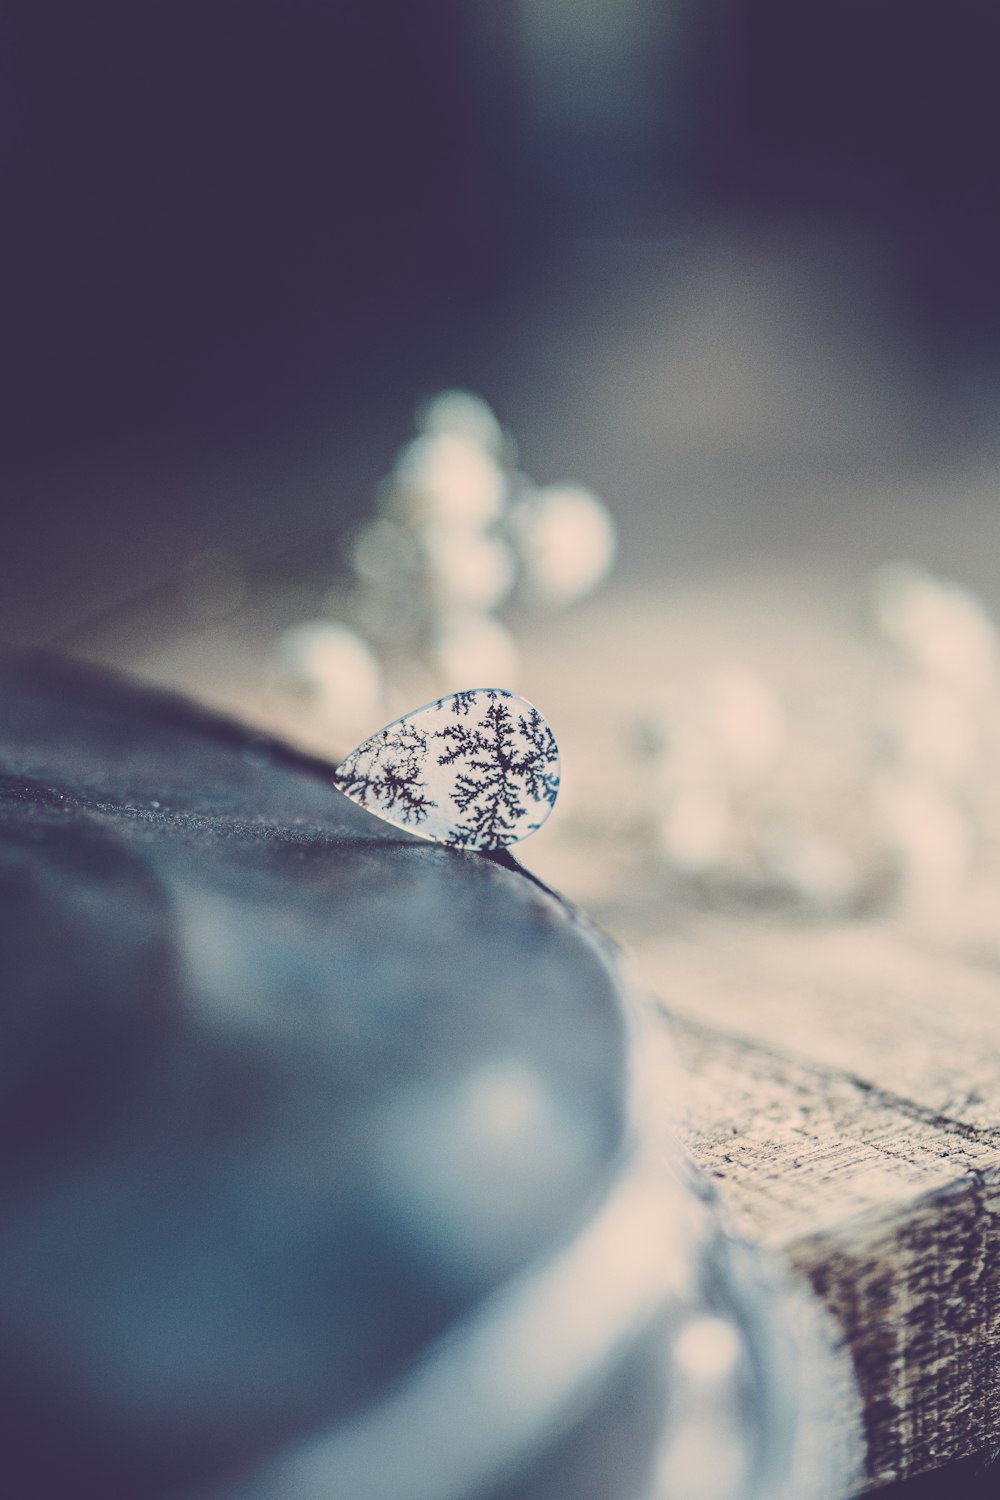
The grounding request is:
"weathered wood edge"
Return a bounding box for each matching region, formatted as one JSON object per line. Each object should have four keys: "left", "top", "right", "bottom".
{"left": 660, "top": 1013, "right": 1000, "bottom": 1490}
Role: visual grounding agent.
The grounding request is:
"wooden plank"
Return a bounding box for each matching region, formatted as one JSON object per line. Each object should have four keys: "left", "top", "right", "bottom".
{"left": 655, "top": 1007, "right": 1000, "bottom": 1489}
{"left": 627, "top": 916, "right": 1000, "bottom": 1130}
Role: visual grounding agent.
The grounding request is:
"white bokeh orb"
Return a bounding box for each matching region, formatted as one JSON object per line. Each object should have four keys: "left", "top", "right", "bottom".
{"left": 422, "top": 527, "right": 517, "bottom": 611}
{"left": 699, "top": 669, "right": 785, "bottom": 783}
{"left": 273, "top": 621, "right": 383, "bottom": 736}
{"left": 415, "top": 389, "right": 506, "bottom": 456}
{"left": 510, "top": 483, "right": 616, "bottom": 606}
{"left": 427, "top": 611, "right": 521, "bottom": 691}
{"left": 349, "top": 517, "right": 420, "bottom": 589}
{"left": 872, "top": 563, "right": 998, "bottom": 698}
{"left": 390, "top": 432, "right": 507, "bottom": 529}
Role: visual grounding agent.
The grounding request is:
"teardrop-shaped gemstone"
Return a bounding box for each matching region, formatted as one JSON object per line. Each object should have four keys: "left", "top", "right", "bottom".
{"left": 334, "top": 689, "right": 560, "bottom": 850}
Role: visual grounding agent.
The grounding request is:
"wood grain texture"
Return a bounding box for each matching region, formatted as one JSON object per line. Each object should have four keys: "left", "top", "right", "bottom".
{"left": 631, "top": 933, "right": 1000, "bottom": 1492}
{"left": 629, "top": 916, "right": 1000, "bottom": 1129}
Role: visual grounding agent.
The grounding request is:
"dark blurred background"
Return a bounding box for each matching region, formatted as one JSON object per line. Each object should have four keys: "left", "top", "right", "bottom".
{"left": 5, "top": 1, "right": 1000, "bottom": 647}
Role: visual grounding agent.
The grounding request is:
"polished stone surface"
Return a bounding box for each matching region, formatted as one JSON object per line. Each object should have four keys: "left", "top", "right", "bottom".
{"left": 0, "top": 655, "right": 624, "bottom": 1500}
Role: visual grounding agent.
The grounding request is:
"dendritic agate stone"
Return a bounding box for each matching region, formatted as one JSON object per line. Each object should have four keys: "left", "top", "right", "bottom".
{"left": 334, "top": 689, "right": 560, "bottom": 850}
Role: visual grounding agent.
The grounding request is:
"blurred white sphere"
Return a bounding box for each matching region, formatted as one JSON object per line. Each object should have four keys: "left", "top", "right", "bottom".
{"left": 660, "top": 786, "right": 732, "bottom": 875}
{"left": 634, "top": 670, "right": 783, "bottom": 794}
{"left": 422, "top": 527, "right": 517, "bottom": 611}
{"left": 349, "top": 517, "right": 420, "bottom": 589}
{"left": 884, "top": 681, "right": 978, "bottom": 786}
{"left": 428, "top": 611, "right": 520, "bottom": 690}
{"left": 764, "top": 831, "right": 858, "bottom": 915}
{"left": 871, "top": 562, "right": 998, "bottom": 698}
{"left": 698, "top": 669, "right": 785, "bottom": 783}
{"left": 874, "top": 769, "right": 972, "bottom": 908}
{"left": 415, "top": 389, "right": 506, "bottom": 456}
{"left": 511, "top": 484, "right": 616, "bottom": 606}
{"left": 390, "top": 432, "right": 507, "bottom": 529}
{"left": 273, "top": 621, "right": 383, "bottom": 734}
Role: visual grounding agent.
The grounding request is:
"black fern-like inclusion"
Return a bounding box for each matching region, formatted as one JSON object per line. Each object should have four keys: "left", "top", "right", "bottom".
{"left": 336, "top": 723, "right": 437, "bottom": 826}
{"left": 335, "top": 690, "right": 559, "bottom": 849}
{"left": 434, "top": 689, "right": 559, "bottom": 850}
{"left": 439, "top": 689, "right": 478, "bottom": 718}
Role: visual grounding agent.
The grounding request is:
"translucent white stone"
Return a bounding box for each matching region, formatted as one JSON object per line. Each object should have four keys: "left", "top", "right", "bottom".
{"left": 335, "top": 690, "right": 559, "bottom": 850}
